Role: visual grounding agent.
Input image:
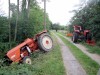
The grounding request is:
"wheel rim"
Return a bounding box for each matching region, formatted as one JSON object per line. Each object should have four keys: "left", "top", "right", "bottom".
{"left": 42, "top": 36, "right": 52, "bottom": 50}
{"left": 25, "top": 58, "right": 32, "bottom": 64}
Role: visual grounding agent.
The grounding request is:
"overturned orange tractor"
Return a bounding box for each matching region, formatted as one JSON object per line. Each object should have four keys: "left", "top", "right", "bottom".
{"left": 4, "top": 31, "right": 53, "bottom": 64}
{"left": 72, "top": 25, "right": 95, "bottom": 45}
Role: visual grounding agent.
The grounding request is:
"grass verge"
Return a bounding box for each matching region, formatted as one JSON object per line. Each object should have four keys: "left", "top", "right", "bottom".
{"left": 58, "top": 31, "right": 100, "bottom": 55}
{"left": 57, "top": 33, "right": 100, "bottom": 75}
{"left": 82, "top": 42, "right": 100, "bottom": 55}
{"left": 0, "top": 33, "right": 65, "bottom": 75}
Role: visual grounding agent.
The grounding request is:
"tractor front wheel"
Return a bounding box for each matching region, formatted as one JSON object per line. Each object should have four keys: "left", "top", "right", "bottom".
{"left": 22, "top": 56, "right": 32, "bottom": 64}
{"left": 38, "top": 33, "right": 53, "bottom": 52}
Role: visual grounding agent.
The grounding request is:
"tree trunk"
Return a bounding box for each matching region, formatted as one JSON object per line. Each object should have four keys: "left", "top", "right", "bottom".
{"left": 44, "top": 0, "right": 46, "bottom": 30}
{"left": 8, "top": 0, "right": 11, "bottom": 49}
{"left": 14, "top": 0, "right": 19, "bottom": 41}
{"left": 27, "top": 0, "right": 30, "bottom": 25}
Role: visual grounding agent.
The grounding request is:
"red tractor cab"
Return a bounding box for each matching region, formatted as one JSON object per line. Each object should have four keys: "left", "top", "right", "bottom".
{"left": 73, "top": 25, "right": 82, "bottom": 33}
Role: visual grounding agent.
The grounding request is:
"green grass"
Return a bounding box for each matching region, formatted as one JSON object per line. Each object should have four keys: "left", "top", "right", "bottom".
{"left": 0, "top": 33, "right": 66, "bottom": 75}
{"left": 82, "top": 42, "right": 100, "bottom": 55}
{"left": 57, "top": 33, "right": 100, "bottom": 75}
{"left": 58, "top": 31, "right": 100, "bottom": 55}
{"left": 57, "top": 31, "right": 66, "bottom": 36}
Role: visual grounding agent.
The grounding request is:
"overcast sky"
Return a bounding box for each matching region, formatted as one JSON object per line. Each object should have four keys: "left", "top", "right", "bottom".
{"left": 38, "top": 0, "right": 80, "bottom": 25}
{"left": 0, "top": 0, "right": 80, "bottom": 25}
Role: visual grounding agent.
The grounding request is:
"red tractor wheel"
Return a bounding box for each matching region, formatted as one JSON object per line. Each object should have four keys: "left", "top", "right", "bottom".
{"left": 38, "top": 33, "right": 53, "bottom": 52}
{"left": 22, "top": 56, "right": 32, "bottom": 64}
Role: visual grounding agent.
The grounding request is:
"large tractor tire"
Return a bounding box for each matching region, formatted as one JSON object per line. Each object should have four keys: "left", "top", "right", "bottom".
{"left": 87, "top": 33, "right": 92, "bottom": 40}
{"left": 22, "top": 56, "right": 32, "bottom": 64}
{"left": 72, "top": 32, "right": 78, "bottom": 43}
{"left": 38, "top": 33, "right": 53, "bottom": 52}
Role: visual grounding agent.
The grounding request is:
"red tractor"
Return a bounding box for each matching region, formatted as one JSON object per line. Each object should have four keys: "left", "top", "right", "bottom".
{"left": 4, "top": 30, "right": 53, "bottom": 64}
{"left": 72, "top": 25, "right": 95, "bottom": 45}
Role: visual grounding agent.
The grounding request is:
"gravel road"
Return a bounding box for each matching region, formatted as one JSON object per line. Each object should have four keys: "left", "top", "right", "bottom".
{"left": 53, "top": 33, "right": 87, "bottom": 75}
{"left": 57, "top": 33, "right": 100, "bottom": 65}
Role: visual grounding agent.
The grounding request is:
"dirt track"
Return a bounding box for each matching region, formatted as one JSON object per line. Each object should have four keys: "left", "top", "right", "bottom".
{"left": 53, "top": 33, "right": 87, "bottom": 75}
{"left": 57, "top": 33, "right": 100, "bottom": 65}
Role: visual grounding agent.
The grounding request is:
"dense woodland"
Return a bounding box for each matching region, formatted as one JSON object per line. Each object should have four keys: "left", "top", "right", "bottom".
{"left": 68, "top": 0, "right": 100, "bottom": 46}
{"left": 0, "top": 0, "right": 51, "bottom": 55}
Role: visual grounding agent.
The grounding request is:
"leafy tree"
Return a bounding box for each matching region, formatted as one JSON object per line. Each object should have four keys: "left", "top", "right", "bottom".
{"left": 69, "top": 0, "right": 100, "bottom": 43}
{"left": 0, "top": 0, "right": 52, "bottom": 53}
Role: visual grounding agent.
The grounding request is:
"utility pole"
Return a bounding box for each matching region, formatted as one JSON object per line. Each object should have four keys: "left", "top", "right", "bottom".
{"left": 44, "top": 0, "right": 46, "bottom": 30}
{"left": 8, "top": 0, "right": 11, "bottom": 49}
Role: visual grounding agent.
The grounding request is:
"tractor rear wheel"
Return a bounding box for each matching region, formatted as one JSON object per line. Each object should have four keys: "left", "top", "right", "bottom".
{"left": 72, "top": 32, "right": 78, "bottom": 43}
{"left": 38, "top": 33, "right": 53, "bottom": 52}
{"left": 22, "top": 56, "right": 32, "bottom": 64}
{"left": 87, "top": 33, "right": 92, "bottom": 40}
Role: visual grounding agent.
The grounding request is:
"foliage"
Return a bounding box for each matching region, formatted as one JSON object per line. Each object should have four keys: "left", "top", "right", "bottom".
{"left": 51, "top": 23, "right": 67, "bottom": 31}
{"left": 82, "top": 42, "right": 100, "bottom": 55}
{"left": 10, "top": 0, "right": 51, "bottom": 42}
{"left": 69, "top": 0, "right": 100, "bottom": 43}
{"left": 57, "top": 33, "right": 100, "bottom": 75}
{"left": 0, "top": 0, "right": 51, "bottom": 52}
{"left": 0, "top": 33, "right": 65, "bottom": 75}
{"left": 0, "top": 16, "right": 9, "bottom": 42}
